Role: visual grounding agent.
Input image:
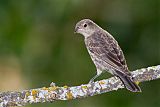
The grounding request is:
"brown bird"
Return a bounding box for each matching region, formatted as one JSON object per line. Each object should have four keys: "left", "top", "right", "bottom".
{"left": 75, "top": 19, "right": 141, "bottom": 92}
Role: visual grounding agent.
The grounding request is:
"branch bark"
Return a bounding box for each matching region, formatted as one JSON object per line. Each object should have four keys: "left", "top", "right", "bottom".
{"left": 0, "top": 65, "right": 160, "bottom": 107}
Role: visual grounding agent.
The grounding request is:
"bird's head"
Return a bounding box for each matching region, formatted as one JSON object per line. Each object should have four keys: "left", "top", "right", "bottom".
{"left": 75, "top": 19, "right": 99, "bottom": 37}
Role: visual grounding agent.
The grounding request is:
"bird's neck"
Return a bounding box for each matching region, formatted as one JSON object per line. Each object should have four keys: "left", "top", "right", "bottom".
{"left": 83, "top": 33, "right": 91, "bottom": 38}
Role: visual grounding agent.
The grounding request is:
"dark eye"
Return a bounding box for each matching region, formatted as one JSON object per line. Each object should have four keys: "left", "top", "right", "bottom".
{"left": 83, "top": 24, "right": 87, "bottom": 27}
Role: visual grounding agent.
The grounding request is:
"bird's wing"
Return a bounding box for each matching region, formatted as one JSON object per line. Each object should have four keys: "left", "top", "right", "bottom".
{"left": 87, "top": 31, "right": 129, "bottom": 73}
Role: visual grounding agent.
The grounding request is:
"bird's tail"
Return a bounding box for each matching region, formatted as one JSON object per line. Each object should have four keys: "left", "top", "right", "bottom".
{"left": 115, "top": 70, "right": 141, "bottom": 92}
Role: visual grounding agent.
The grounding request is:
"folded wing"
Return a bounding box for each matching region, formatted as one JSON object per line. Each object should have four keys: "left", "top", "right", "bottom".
{"left": 87, "top": 31, "right": 129, "bottom": 74}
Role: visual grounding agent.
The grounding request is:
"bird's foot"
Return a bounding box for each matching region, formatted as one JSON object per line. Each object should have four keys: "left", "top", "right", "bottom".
{"left": 89, "top": 79, "right": 94, "bottom": 84}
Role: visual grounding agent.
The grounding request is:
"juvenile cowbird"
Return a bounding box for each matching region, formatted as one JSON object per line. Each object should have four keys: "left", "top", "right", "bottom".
{"left": 75, "top": 19, "right": 141, "bottom": 92}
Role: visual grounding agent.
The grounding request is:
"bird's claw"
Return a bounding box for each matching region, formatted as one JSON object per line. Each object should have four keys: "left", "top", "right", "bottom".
{"left": 89, "top": 80, "right": 94, "bottom": 84}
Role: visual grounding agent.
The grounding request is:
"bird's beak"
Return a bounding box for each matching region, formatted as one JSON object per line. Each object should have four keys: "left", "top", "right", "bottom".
{"left": 74, "top": 26, "right": 79, "bottom": 33}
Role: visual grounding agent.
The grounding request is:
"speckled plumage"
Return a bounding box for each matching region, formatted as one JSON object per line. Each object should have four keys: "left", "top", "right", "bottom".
{"left": 85, "top": 30, "right": 128, "bottom": 75}
{"left": 75, "top": 19, "right": 141, "bottom": 92}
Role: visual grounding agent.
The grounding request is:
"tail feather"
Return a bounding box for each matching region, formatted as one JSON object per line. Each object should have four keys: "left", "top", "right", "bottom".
{"left": 115, "top": 71, "right": 141, "bottom": 92}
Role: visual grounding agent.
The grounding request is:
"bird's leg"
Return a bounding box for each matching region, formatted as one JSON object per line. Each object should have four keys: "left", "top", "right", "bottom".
{"left": 89, "top": 74, "right": 99, "bottom": 84}
{"left": 89, "top": 69, "right": 103, "bottom": 84}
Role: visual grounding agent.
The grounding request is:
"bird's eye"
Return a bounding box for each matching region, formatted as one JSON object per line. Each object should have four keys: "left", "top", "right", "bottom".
{"left": 83, "top": 24, "right": 87, "bottom": 27}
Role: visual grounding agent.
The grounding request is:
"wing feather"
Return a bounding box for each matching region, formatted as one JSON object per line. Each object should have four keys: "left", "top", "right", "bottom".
{"left": 86, "top": 31, "right": 128, "bottom": 72}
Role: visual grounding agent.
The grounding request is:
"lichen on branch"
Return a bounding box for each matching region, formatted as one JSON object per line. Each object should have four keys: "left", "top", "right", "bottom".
{"left": 0, "top": 65, "right": 160, "bottom": 107}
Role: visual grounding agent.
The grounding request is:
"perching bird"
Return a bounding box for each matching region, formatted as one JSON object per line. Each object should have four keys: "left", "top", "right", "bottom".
{"left": 75, "top": 19, "right": 141, "bottom": 92}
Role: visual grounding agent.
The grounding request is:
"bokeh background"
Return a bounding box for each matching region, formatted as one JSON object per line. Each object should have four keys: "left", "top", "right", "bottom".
{"left": 0, "top": 0, "right": 160, "bottom": 107}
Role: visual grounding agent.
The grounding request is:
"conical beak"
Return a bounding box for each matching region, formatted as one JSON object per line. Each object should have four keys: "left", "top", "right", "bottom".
{"left": 74, "top": 26, "right": 79, "bottom": 33}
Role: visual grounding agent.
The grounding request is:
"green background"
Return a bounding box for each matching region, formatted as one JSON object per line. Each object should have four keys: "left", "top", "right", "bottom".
{"left": 0, "top": 0, "right": 160, "bottom": 107}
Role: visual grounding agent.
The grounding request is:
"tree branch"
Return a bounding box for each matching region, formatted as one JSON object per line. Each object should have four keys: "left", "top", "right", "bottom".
{"left": 0, "top": 65, "right": 160, "bottom": 107}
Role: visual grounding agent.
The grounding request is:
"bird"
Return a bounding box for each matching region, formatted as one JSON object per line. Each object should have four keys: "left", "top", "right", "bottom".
{"left": 74, "top": 19, "right": 141, "bottom": 92}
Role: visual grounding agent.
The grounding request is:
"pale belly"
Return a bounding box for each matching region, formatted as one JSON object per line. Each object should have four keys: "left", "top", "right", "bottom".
{"left": 88, "top": 50, "right": 115, "bottom": 75}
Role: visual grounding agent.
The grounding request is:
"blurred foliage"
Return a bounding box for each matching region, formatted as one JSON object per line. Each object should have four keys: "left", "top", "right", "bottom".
{"left": 0, "top": 0, "right": 160, "bottom": 107}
